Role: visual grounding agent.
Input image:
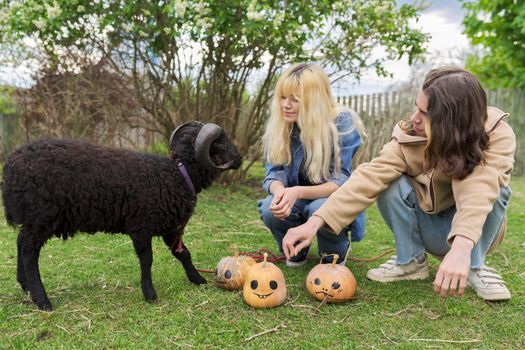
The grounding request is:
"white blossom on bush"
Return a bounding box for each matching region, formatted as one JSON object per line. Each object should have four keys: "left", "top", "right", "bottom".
{"left": 196, "top": 16, "right": 213, "bottom": 31}
{"left": 123, "top": 23, "right": 133, "bottom": 32}
{"left": 10, "top": 0, "right": 23, "bottom": 11}
{"left": 104, "top": 24, "right": 115, "bottom": 34}
{"left": 46, "top": 1, "right": 62, "bottom": 19}
{"left": 174, "top": 0, "right": 188, "bottom": 18}
{"left": 246, "top": 1, "right": 264, "bottom": 21}
{"left": 194, "top": 1, "right": 206, "bottom": 14}
{"left": 272, "top": 11, "right": 284, "bottom": 27}
{"left": 61, "top": 26, "right": 69, "bottom": 39}
{"left": 339, "top": 0, "right": 354, "bottom": 11}
{"left": 33, "top": 18, "right": 47, "bottom": 31}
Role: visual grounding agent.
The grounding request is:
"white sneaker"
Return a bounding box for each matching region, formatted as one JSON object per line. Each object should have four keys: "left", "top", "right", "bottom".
{"left": 285, "top": 257, "right": 308, "bottom": 267}
{"left": 286, "top": 245, "right": 311, "bottom": 267}
{"left": 467, "top": 265, "right": 511, "bottom": 301}
{"left": 367, "top": 255, "right": 429, "bottom": 282}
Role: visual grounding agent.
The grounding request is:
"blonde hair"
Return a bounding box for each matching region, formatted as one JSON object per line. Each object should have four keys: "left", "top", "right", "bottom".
{"left": 263, "top": 63, "right": 356, "bottom": 184}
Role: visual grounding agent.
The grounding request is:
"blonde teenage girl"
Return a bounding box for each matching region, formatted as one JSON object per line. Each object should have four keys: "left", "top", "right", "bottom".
{"left": 258, "top": 63, "right": 366, "bottom": 267}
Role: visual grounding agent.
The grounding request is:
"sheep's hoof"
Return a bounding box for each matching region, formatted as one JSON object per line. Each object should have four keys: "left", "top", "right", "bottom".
{"left": 143, "top": 290, "right": 157, "bottom": 302}
{"left": 189, "top": 274, "right": 207, "bottom": 285}
{"left": 36, "top": 300, "right": 53, "bottom": 312}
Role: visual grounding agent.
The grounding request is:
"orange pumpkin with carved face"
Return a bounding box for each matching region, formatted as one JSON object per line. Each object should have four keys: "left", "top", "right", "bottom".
{"left": 215, "top": 245, "right": 256, "bottom": 290}
{"left": 306, "top": 255, "right": 356, "bottom": 303}
{"left": 243, "top": 253, "right": 287, "bottom": 308}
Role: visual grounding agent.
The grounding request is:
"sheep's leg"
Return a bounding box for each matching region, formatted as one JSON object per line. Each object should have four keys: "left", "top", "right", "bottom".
{"left": 20, "top": 230, "right": 52, "bottom": 311}
{"left": 131, "top": 238, "right": 157, "bottom": 302}
{"left": 174, "top": 244, "right": 207, "bottom": 285}
{"left": 16, "top": 232, "right": 29, "bottom": 292}
{"left": 162, "top": 236, "right": 207, "bottom": 285}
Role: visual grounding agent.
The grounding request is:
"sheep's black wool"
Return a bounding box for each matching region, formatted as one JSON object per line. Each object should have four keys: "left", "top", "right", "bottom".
{"left": 2, "top": 121, "right": 242, "bottom": 311}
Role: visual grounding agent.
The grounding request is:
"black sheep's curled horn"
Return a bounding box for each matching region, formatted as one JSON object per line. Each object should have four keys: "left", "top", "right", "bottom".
{"left": 194, "top": 123, "right": 234, "bottom": 171}
{"left": 169, "top": 121, "right": 204, "bottom": 145}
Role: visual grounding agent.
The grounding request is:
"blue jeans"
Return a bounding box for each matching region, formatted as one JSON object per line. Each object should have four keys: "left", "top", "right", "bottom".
{"left": 377, "top": 176, "right": 511, "bottom": 268}
{"left": 258, "top": 196, "right": 361, "bottom": 263}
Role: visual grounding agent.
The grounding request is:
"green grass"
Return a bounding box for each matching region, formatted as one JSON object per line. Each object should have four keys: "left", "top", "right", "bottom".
{"left": 1, "top": 166, "right": 524, "bottom": 349}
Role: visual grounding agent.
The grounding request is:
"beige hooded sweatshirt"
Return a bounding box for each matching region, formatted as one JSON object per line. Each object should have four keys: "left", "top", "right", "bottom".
{"left": 314, "top": 107, "right": 516, "bottom": 246}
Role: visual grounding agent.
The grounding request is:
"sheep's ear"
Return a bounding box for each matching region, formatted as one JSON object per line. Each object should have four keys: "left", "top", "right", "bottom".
{"left": 195, "top": 123, "right": 234, "bottom": 171}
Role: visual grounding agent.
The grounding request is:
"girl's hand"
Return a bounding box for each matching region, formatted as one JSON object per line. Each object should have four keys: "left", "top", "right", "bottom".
{"left": 433, "top": 236, "right": 474, "bottom": 298}
{"left": 282, "top": 216, "right": 324, "bottom": 259}
{"left": 270, "top": 187, "right": 300, "bottom": 219}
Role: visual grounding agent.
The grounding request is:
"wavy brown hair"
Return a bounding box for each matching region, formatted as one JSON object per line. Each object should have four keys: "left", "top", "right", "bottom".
{"left": 422, "top": 67, "right": 489, "bottom": 179}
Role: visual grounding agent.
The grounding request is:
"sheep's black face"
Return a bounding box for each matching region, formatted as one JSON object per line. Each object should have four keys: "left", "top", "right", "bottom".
{"left": 170, "top": 122, "right": 242, "bottom": 171}
{"left": 208, "top": 131, "right": 242, "bottom": 170}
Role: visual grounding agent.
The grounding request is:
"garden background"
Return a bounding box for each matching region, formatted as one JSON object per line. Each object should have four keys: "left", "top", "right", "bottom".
{"left": 0, "top": 0, "right": 524, "bottom": 348}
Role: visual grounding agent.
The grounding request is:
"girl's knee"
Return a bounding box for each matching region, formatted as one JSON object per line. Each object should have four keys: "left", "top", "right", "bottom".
{"left": 258, "top": 196, "right": 274, "bottom": 222}
{"left": 377, "top": 176, "right": 414, "bottom": 209}
{"left": 258, "top": 196, "right": 290, "bottom": 227}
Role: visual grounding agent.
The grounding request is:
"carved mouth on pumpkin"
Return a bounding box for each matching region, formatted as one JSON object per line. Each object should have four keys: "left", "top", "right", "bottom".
{"left": 252, "top": 292, "right": 274, "bottom": 299}
{"left": 315, "top": 291, "right": 334, "bottom": 298}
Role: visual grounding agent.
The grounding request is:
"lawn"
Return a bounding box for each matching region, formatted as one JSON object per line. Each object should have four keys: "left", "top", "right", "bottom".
{"left": 0, "top": 165, "right": 524, "bottom": 349}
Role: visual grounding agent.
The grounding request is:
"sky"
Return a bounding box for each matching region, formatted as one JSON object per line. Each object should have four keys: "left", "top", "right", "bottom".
{"left": 0, "top": 1, "right": 471, "bottom": 92}
{"left": 334, "top": 0, "right": 470, "bottom": 95}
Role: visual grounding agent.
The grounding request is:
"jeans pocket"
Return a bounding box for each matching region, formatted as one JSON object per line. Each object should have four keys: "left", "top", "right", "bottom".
{"left": 499, "top": 186, "right": 511, "bottom": 208}
{"left": 401, "top": 185, "right": 417, "bottom": 209}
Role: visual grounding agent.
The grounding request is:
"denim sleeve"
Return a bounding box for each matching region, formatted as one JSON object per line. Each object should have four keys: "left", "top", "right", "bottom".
{"left": 263, "top": 162, "right": 288, "bottom": 194}
{"left": 327, "top": 112, "right": 362, "bottom": 187}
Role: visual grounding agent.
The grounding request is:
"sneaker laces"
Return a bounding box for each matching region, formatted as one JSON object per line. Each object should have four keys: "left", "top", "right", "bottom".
{"left": 471, "top": 266, "right": 507, "bottom": 285}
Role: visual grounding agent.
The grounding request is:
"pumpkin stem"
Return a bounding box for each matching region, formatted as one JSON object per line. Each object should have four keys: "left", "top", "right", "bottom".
{"left": 231, "top": 244, "right": 238, "bottom": 256}
{"left": 263, "top": 252, "right": 268, "bottom": 267}
{"left": 331, "top": 254, "right": 339, "bottom": 268}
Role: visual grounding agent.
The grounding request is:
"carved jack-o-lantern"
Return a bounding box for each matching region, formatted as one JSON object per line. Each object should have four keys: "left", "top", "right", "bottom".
{"left": 306, "top": 254, "right": 356, "bottom": 303}
{"left": 243, "top": 253, "right": 287, "bottom": 308}
{"left": 215, "top": 245, "right": 256, "bottom": 290}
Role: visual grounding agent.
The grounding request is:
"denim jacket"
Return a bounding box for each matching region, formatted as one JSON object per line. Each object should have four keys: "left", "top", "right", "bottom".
{"left": 262, "top": 111, "right": 366, "bottom": 241}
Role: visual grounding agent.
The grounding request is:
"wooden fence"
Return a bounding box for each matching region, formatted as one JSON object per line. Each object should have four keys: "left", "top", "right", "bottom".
{"left": 336, "top": 88, "right": 525, "bottom": 175}
{"left": 1, "top": 88, "right": 524, "bottom": 175}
